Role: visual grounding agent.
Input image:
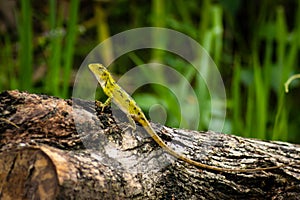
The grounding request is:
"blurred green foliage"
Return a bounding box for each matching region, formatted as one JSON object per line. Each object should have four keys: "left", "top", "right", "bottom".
{"left": 0, "top": 0, "right": 299, "bottom": 142}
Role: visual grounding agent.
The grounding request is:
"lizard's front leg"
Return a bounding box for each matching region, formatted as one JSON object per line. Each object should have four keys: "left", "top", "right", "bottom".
{"left": 96, "top": 97, "right": 112, "bottom": 112}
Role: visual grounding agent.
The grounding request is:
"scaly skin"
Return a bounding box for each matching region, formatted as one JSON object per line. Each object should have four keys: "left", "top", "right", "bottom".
{"left": 88, "top": 63, "right": 285, "bottom": 172}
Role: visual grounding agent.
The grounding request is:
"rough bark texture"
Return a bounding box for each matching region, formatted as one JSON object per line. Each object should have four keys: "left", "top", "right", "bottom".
{"left": 0, "top": 90, "right": 300, "bottom": 200}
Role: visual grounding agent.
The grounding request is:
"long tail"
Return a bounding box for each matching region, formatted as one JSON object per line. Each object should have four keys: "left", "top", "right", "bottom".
{"left": 143, "top": 125, "right": 284, "bottom": 172}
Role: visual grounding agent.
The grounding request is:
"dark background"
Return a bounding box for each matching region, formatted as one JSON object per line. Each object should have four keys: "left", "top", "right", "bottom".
{"left": 0, "top": 0, "right": 299, "bottom": 143}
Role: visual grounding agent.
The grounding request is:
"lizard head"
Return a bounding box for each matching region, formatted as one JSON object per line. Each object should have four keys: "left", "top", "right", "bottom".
{"left": 88, "top": 63, "right": 113, "bottom": 88}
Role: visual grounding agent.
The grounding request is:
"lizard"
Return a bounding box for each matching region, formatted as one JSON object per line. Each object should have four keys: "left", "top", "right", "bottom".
{"left": 88, "top": 63, "right": 287, "bottom": 172}
{"left": 0, "top": 117, "right": 19, "bottom": 129}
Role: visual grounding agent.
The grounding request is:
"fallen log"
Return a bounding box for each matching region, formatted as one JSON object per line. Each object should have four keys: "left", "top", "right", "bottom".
{"left": 0, "top": 90, "right": 300, "bottom": 200}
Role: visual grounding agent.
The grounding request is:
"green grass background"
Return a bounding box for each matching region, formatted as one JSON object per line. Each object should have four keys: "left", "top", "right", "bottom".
{"left": 0, "top": 0, "right": 299, "bottom": 143}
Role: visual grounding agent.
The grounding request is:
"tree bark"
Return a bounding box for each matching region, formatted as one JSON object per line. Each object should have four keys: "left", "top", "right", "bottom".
{"left": 0, "top": 90, "right": 300, "bottom": 200}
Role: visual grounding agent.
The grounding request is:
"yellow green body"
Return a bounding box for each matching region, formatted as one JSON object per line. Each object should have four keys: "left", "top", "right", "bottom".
{"left": 88, "top": 63, "right": 284, "bottom": 172}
